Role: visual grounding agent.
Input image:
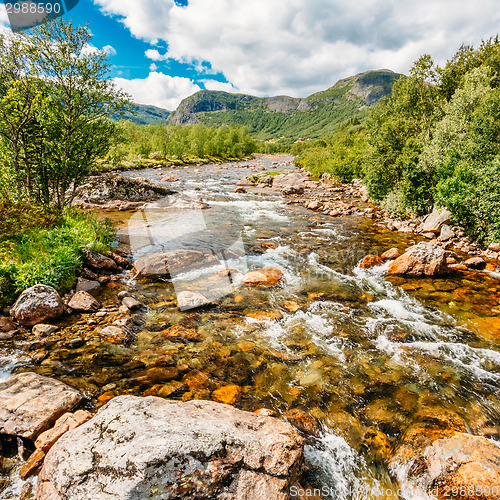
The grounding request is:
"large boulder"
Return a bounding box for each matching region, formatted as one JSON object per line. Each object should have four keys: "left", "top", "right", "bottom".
{"left": 37, "top": 396, "right": 304, "bottom": 500}
{"left": 272, "top": 173, "right": 307, "bottom": 188}
{"left": 391, "top": 432, "right": 500, "bottom": 500}
{"left": 388, "top": 242, "right": 450, "bottom": 276}
{"left": 10, "top": 285, "right": 64, "bottom": 326}
{"left": 0, "top": 372, "right": 82, "bottom": 440}
{"left": 131, "top": 250, "right": 218, "bottom": 279}
{"left": 421, "top": 208, "right": 452, "bottom": 234}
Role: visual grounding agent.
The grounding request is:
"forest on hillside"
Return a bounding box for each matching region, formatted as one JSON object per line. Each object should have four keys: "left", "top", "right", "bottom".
{"left": 296, "top": 38, "right": 500, "bottom": 244}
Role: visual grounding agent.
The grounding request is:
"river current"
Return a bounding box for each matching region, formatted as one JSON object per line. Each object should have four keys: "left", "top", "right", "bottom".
{"left": 1, "top": 155, "right": 499, "bottom": 499}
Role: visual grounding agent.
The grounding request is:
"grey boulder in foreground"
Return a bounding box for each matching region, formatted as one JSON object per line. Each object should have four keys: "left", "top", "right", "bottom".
{"left": 37, "top": 395, "right": 304, "bottom": 500}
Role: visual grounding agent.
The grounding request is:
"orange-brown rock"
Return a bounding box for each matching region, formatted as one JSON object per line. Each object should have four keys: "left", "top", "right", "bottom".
{"left": 388, "top": 242, "right": 450, "bottom": 276}
{"left": 246, "top": 310, "right": 283, "bottom": 321}
{"left": 381, "top": 248, "right": 401, "bottom": 260}
{"left": 182, "top": 370, "right": 211, "bottom": 390}
{"left": 359, "top": 255, "right": 384, "bottom": 269}
{"left": 392, "top": 433, "right": 500, "bottom": 500}
{"left": 241, "top": 268, "right": 283, "bottom": 287}
{"left": 35, "top": 410, "right": 92, "bottom": 453}
{"left": 212, "top": 384, "right": 242, "bottom": 405}
{"left": 68, "top": 291, "right": 100, "bottom": 313}
{"left": 160, "top": 325, "right": 204, "bottom": 343}
{"left": 100, "top": 325, "right": 130, "bottom": 343}
{"left": 284, "top": 408, "right": 320, "bottom": 437}
{"left": 20, "top": 449, "right": 45, "bottom": 480}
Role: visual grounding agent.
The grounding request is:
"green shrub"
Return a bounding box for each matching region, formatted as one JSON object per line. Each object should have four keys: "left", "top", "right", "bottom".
{"left": 0, "top": 208, "right": 115, "bottom": 305}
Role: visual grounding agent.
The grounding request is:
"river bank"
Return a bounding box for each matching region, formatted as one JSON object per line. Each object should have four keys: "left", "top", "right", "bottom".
{"left": 0, "top": 154, "right": 499, "bottom": 499}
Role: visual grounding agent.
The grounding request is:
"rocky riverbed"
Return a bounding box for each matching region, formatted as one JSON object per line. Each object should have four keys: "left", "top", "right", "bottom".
{"left": 0, "top": 154, "right": 499, "bottom": 499}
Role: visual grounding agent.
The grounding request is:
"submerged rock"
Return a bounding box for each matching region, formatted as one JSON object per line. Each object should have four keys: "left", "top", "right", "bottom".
{"left": 388, "top": 242, "right": 450, "bottom": 276}
{"left": 0, "top": 372, "right": 82, "bottom": 440}
{"left": 11, "top": 285, "right": 64, "bottom": 326}
{"left": 37, "top": 396, "right": 304, "bottom": 500}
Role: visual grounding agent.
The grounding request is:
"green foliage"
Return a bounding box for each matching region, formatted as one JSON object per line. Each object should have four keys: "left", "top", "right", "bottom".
{"left": 0, "top": 20, "right": 131, "bottom": 208}
{"left": 295, "top": 120, "right": 368, "bottom": 182}
{"left": 0, "top": 206, "right": 115, "bottom": 303}
{"left": 102, "top": 121, "right": 256, "bottom": 170}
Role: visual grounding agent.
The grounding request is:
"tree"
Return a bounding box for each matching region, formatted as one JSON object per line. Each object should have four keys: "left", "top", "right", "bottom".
{"left": 0, "top": 19, "right": 131, "bottom": 208}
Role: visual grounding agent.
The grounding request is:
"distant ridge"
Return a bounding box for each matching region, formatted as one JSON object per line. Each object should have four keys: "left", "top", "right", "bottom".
{"left": 168, "top": 69, "right": 402, "bottom": 139}
{"left": 113, "top": 104, "right": 171, "bottom": 125}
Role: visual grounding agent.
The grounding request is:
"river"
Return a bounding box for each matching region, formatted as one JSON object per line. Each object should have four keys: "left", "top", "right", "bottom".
{"left": 1, "top": 154, "right": 499, "bottom": 499}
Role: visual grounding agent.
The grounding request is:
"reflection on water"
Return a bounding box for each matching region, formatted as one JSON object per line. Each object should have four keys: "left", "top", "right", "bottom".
{"left": 1, "top": 156, "right": 499, "bottom": 499}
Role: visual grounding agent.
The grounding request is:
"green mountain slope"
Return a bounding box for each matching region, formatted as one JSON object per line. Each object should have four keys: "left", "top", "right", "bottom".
{"left": 169, "top": 70, "right": 401, "bottom": 140}
{"left": 113, "top": 104, "right": 171, "bottom": 125}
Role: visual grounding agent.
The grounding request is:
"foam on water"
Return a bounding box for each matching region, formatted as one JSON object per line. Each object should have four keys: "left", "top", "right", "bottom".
{"left": 305, "top": 431, "right": 381, "bottom": 500}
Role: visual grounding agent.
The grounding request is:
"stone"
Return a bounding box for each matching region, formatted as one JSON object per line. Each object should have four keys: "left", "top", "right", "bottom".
{"left": 176, "top": 290, "right": 212, "bottom": 311}
{"left": 284, "top": 409, "right": 320, "bottom": 438}
{"left": 32, "top": 324, "right": 59, "bottom": 337}
{"left": 421, "top": 208, "right": 452, "bottom": 234}
{"left": 117, "top": 291, "right": 131, "bottom": 300}
{"left": 381, "top": 248, "right": 401, "bottom": 260}
{"left": 84, "top": 251, "right": 117, "bottom": 271}
{"left": 306, "top": 200, "right": 322, "bottom": 210}
{"left": 463, "top": 256, "right": 486, "bottom": 270}
{"left": 0, "top": 316, "right": 15, "bottom": 332}
{"left": 35, "top": 410, "right": 92, "bottom": 453}
{"left": 488, "top": 242, "right": 500, "bottom": 252}
{"left": 121, "top": 296, "right": 142, "bottom": 311}
{"left": 359, "top": 255, "right": 384, "bottom": 269}
{"left": 109, "top": 252, "right": 130, "bottom": 268}
{"left": 0, "top": 331, "right": 14, "bottom": 340}
{"left": 131, "top": 250, "right": 218, "bottom": 279}
{"left": 11, "top": 285, "right": 64, "bottom": 327}
{"left": 388, "top": 242, "right": 450, "bottom": 276}
{"left": 36, "top": 396, "right": 304, "bottom": 500}
{"left": 182, "top": 370, "right": 211, "bottom": 390}
{"left": 161, "top": 325, "right": 204, "bottom": 343}
{"left": 241, "top": 268, "right": 283, "bottom": 287}
{"left": 100, "top": 326, "right": 130, "bottom": 343}
{"left": 212, "top": 385, "right": 242, "bottom": 405}
{"left": 254, "top": 408, "right": 277, "bottom": 417}
{"left": 233, "top": 187, "right": 247, "bottom": 193}
{"left": 0, "top": 372, "right": 82, "bottom": 440}
{"left": 67, "top": 291, "right": 100, "bottom": 312}
{"left": 75, "top": 278, "right": 101, "bottom": 293}
{"left": 272, "top": 173, "right": 307, "bottom": 188}
{"left": 391, "top": 433, "right": 500, "bottom": 500}
{"left": 19, "top": 449, "right": 45, "bottom": 480}
{"left": 439, "top": 224, "right": 454, "bottom": 241}
{"left": 281, "top": 185, "right": 304, "bottom": 195}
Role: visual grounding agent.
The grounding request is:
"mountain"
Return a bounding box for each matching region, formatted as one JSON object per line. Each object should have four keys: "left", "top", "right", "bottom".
{"left": 168, "top": 69, "right": 402, "bottom": 140}
{"left": 113, "top": 104, "right": 171, "bottom": 125}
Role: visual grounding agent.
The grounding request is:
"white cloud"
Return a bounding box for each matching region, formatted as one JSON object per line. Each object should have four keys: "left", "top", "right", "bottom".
{"left": 103, "top": 44, "right": 116, "bottom": 56}
{"left": 202, "top": 80, "right": 237, "bottom": 93}
{"left": 113, "top": 71, "right": 201, "bottom": 110}
{"left": 95, "top": 0, "right": 500, "bottom": 98}
{"left": 145, "top": 48, "right": 166, "bottom": 61}
{"left": 149, "top": 62, "right": 158, "bottom": 71}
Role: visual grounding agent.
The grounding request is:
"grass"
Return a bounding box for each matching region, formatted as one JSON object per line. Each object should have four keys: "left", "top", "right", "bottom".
{"left": 0, "top": 201, "right": 115, "bottom": 305}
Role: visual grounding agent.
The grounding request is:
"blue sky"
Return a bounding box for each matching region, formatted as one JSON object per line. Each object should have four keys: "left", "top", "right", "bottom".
{"left": 2, "top": 0, "right": 500, "bottom": 110}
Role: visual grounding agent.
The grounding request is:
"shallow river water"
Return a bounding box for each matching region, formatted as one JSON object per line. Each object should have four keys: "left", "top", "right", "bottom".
{"left": 1, "top": 155, "right": 499, "bottom": 499}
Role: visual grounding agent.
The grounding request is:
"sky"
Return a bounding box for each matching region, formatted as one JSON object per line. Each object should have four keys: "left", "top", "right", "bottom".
{"left": 1, "top": 0, "right": 500, "bottom": 110}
